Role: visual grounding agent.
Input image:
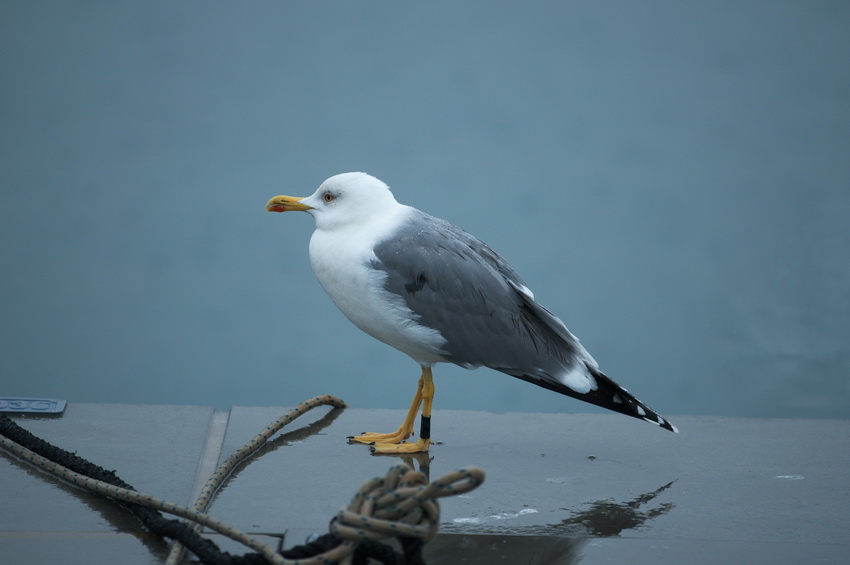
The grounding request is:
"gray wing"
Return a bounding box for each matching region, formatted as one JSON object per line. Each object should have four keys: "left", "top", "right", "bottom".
{"left": 370, "top": 210, "right": 678, "bottom": 433}
{"left": 370, "top": 210, "right": 589, "bottom": 376}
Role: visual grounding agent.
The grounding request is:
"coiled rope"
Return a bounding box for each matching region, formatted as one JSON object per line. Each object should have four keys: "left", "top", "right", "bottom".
{"left": 0, "top": 395, "right": 485, "bottom": 564}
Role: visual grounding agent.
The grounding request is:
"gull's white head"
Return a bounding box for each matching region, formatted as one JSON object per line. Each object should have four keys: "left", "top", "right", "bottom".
{"left": 266, "top": 172, "right": 401, "bottom": 231}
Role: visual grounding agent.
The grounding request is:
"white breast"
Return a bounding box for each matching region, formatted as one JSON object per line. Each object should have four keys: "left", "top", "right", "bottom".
{"left": 307, "top": 207, "right": 448, "bottom": 366}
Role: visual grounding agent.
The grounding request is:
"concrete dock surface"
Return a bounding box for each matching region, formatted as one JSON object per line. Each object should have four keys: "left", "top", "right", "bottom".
{"left": 2, "top": 402, "right": 848, "bottom": 564}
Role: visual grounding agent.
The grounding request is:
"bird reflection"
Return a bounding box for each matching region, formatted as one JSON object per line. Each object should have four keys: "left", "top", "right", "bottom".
{"left": 371, "top": 450, "right": 434, "bottom": 479}
{"left": 550, "top": 479, "right": 676, "bottom": 537}
{"left": 441, "top": 479, "right": 676, "bottom": 538}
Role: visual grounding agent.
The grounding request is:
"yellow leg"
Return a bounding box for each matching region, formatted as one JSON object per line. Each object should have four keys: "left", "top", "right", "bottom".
{"left": 349, "top": 367, "right": 435, "bottom": 454}
{"left": 348, "top": 370, "right": 423, "bottom": 445}
{"left": 372, "top": 367, "right": 434, "bottom": 454}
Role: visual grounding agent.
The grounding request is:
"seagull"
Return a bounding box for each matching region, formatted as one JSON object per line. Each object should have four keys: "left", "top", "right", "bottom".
{"left": 266, "top": 172, "right": 677, "bottom": 453}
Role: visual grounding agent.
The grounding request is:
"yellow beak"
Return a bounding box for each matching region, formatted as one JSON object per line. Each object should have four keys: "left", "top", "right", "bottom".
{"left": 266, "top": 195, "right": 313, "bottom": 213}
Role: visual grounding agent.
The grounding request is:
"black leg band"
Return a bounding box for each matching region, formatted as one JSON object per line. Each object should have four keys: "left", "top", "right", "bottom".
{"left": 419, "top": 414, "right": 431, "bottom": 440}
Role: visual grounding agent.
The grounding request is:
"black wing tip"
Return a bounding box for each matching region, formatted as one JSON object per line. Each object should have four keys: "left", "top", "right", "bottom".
{"left": 643, "top": 415, "right": 679, "bottom": 433}
{"left": 505, "top": 366, "right": 679, "bottom": 433}
{"left": 588, "top": 366, "right": 678, "bottom": 433}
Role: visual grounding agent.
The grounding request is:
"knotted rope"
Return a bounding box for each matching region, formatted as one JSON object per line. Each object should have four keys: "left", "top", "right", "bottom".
{"left": 323, "top": 465, "right": 485, "bottom": 564}
{"left": 335, "top": 465, "right": 483, "bottom": 543}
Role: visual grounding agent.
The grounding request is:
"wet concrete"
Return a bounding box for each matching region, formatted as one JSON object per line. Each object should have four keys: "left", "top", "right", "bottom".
{"left": 2, "top": 403, "right": 849, "bottom": 564}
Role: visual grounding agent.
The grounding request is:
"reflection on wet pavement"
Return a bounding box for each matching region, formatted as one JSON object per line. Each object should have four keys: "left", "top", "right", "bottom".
{"left": 429, "top": 481, "right": 675, "bottom": 564}
{"left": 442, "top": 479, "right": 676, "bottom": 537}
{"left": 551, "top": 480, "right": 676, "bottom": 537}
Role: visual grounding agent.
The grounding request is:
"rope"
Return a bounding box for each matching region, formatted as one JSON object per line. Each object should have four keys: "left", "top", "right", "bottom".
{"left": 166, "top": 395, "right": 347, "bottom": 564}
{"left": 334, "top": 465, "right": 484, "bottom": 544}
{"left": 0, "top": 397, "right": 485, "bottom": 564}
{"left": 326, "top": 464, "right": 485, "bottom": 565}
{"left": 1, "top": 397, "right": 348, "bottom": 565}
{"left": 4, "top": 437, "right": 280, "bottom": 559}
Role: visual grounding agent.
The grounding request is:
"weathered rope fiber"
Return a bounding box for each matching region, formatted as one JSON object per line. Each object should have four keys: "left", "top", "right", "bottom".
{"left": 166, "top": 395, "right": 347, "bottom": 564}
{"left": 0, "top": 397, "right": 485, "bottom": 564}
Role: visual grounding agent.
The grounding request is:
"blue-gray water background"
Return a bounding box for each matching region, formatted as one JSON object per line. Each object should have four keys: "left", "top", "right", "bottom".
{"left": 2, "top": 1, "right": 849, "bottom": 419}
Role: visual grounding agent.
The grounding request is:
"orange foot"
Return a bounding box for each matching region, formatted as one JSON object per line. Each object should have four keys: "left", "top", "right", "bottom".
{"left": 369, "top": 437, "right": 432, "bottom": 454}
{"left": 348, "top": 425, "right": 412, "bottom": 445}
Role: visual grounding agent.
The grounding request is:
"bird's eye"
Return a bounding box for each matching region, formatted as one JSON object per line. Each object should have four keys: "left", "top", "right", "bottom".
{"left": 323, "top": 193, "right": 335, "bottom": 203}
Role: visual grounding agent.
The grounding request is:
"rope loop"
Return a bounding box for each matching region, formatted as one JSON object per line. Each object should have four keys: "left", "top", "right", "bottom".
{"left": 331, "top": 465, "right": 485, "bottom": 545}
